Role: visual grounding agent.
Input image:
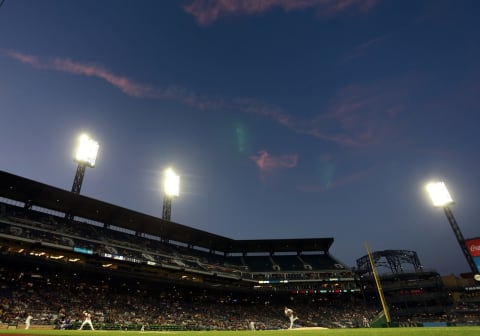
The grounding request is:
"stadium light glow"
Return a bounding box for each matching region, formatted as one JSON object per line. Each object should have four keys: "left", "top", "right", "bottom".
{"left": 74, "top": 134, "right": 99, "bottom": 168}
{"left": 163, "top": 168, "right": 180, "bottom": 197}
{"left": 162, "top": 168, "right": 180, "bottom": 221}
{"left": 69, "top": 133, "right": 100, "bottom": 199}
{"left": 426, "top": 181, "right": 453, "bottom": 207}
{"left": 425, "top": 180, "right": 478, "bottom": 277}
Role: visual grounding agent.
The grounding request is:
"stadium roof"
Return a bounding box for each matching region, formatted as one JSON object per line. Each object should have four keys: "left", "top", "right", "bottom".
{"left": 0, "top": 170, "right": 334, "bottom": 254}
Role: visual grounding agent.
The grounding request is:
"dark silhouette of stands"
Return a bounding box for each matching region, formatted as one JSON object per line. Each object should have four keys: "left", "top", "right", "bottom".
{"left": 0, "top": 199, "right": 355, "bottom": 291}
{"left": 0, "top": 171, "right": 479, "bottom": 328}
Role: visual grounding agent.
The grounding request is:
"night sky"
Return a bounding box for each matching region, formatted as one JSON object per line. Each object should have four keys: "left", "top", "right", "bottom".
{"left": 1, "top": 0, "right": 479, "bottom": 276}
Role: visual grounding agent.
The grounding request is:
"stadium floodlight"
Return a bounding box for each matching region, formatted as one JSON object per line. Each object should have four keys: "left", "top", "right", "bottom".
{"left": 69, "top": 133, "right": 99, "bottom": 200}
{"left": 164, "top": 168, "right": 180, "bottom": 197}
{"left": 162, "top": 168, "right": 180, "bottom": 221}
{"left": 425, "top": 181, "right": 478, "bottom": 275}
{"left": 74, "top": 134, "right": 99, "bottom": 168}
{"left": 426, "top": 181, "right": 453, "bottom": 207}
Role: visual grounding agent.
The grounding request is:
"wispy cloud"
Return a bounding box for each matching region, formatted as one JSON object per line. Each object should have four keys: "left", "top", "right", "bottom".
{"left": 3, "top": 50, "right": 43, "bottom": 68}
{"left": 295, "top": 74, "right": 423, "bottom": 147}
{"left": 3, "top": 50, "right": 154, "bottom": 97}
{"left": 183, "top": 0, "right": 380, "bottom": 26}
{"left": 51, "top": 58, "right": 156, "bottom": 97}
{"left": 250, "top": 150, "right": 298, "bottom": 171}
{"left": 3, "top": 49, "right": 417, "bottom": 149}
{"left": 234, "top": 76, "right": 416, "bottom": 148}
{"left": 1, "top": 50, "right": 231, "bottom": 109}
{"left": 227, "top": 75, "right": 418, "bottom": 148}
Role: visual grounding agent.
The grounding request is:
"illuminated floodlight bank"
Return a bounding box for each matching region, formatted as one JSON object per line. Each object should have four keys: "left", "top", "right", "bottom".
{"left": 426, "top": 181, "right": 453, "bottom": 207}
{"left": 162, "top": 168, "right": 180, "bottom": 221}
{"left": 69, "top": 133, "right": 100, "bottom": 199}
{"left": 164, "top": 168, "right": 180, "bottom": 197}
{"left": 74, "top": 134, "right": 99, "bottom": 168}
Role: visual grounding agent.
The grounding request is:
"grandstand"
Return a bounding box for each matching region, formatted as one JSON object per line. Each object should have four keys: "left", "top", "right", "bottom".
{"left": 0, "top": 170, "right": 369, "bottom": 330}
{"left": 1, "top": 170, "right": 479, "bottom": 330}
{"left": 356, "top": 250, "right": 480, "bottom": 326}
{"left": 0, "top": 170, "right": 356, "bottom": 291}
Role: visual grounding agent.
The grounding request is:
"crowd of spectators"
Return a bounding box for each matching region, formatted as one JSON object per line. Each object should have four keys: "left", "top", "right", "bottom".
{"left": 1, "top": 202, "right": 479, "bottom": 329}
{"left": 0, "top": 259, "right": 377, "bottom": 330}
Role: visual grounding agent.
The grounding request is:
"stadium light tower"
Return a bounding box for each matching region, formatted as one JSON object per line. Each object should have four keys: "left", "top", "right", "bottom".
{"left": 426, "top": 181, "right": 477, "bottom": 274}
{"left": 71, "top": 134, "right": 99, "bottom": 194}
{"left": 162, "top": 168, "right": 179, "bottom": 221}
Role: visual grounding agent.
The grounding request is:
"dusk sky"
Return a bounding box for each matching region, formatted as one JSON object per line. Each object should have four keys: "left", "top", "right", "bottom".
{"left": 1, "top": 0, "right": 479, "bottom": 276}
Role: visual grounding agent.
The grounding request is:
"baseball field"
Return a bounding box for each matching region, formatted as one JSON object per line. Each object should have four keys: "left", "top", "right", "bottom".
{"left": 1, "top": 327, "right": 480, "bottom": 336}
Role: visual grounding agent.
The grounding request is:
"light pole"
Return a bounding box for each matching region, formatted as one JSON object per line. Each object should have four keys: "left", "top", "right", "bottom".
{"left": 66, "top": 134, "right": 99, "bottom": 220}
{"left": 426, "top": 181, "right": 477, "bottom": 275}
{"left": 71, "top": 134, "right": 99, "bottom": 194}
{"left": 162, "top": 168, "right": 179, "bottom": 221}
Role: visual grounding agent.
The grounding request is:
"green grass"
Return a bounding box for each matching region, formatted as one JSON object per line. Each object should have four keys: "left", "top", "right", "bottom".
{"left": 1, "top": 328, "right": 480, "bottom": 336}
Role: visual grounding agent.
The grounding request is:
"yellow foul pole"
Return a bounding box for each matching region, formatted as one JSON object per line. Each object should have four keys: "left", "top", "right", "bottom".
{"left": 365, "top": 242, "right": 391, "bottom": 326}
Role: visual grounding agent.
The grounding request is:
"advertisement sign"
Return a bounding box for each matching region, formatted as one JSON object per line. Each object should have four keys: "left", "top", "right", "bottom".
{"left": 465, "top": 238, "right": 480, "bottom": 257}
{"left": 465, "top": 238, "right": 480, "bottom": 274}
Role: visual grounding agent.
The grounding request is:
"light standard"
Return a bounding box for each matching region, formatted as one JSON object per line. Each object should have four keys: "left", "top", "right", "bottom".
{"left": 162, "top": 168, "right": 179, "bottom": 221}
{"left": 71, "top": 134, "right": 99, "bottom": 194}
{"left": 66, "top": 133, "right": 99, "bottom": 220}
{"left": 426, "top": 181, "right": 477, "bottom": 274}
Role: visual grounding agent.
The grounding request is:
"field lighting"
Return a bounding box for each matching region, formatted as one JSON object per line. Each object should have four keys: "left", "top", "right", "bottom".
{"left": 162, "top": 168, "right": 180, "bottom": 221}
{"left": 426, "top": 182, "right": 453, "bottom": 207}
{"left": 70, "top": 134, "right": 99, "bottom": 195}
{"left": 74, "top": 134, "right": 99, "bottom": 168}
{"left": 426, "top": 181, "right": 478, "bottom": 275}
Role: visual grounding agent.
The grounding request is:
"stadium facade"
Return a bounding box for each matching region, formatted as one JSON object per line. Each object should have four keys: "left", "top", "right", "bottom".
{"left": 1, "top": 170, "right": 479, "bottom": 329}
{"left": 0, "top": 170, "right": 368, "bottom": 330}
{"left": 0, "top": 170, "right": 356, "bottom": 293}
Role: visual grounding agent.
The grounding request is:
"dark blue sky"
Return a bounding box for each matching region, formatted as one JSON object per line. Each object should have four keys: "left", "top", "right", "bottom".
{"left": 1, "top": 0, "right": 479, "bottom": 276}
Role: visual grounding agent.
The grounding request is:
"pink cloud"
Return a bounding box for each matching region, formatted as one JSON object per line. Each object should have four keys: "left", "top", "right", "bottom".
{"left": 51, "top": 58, "right": 155, "bottom": 97}
{"left": 2, "top": 50, "right": 229, "bottom": 108}
{"left": 2, "top": 50, "right": 155, "bottom": 98}
{"left": 237, "top": 74, "right": 421, "bottom": 148}
{"left": 205, "top": 77, "right": 413, "bottom": 149}
{"left": 250, "top": 150, "right": 298, "bottom": 171}
{"left": 2, "top": 49, "right": 419, "bottom": 150}
{"left": 2, "top": 50, "right": 260, "bottom": 116}
{"left": 233, "top": 75, "right": 415, "bottom": 148}
{"left": 183, "top": 0, "right": 380, "bottom": 26}
{"left": 297, "top": 75, "right": 423, "bottom": 147}
{"left": 2, "top": 50, "right": 43, "bottom": 68}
